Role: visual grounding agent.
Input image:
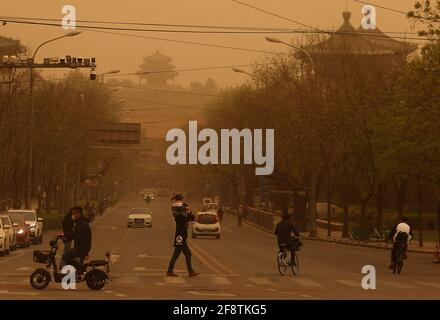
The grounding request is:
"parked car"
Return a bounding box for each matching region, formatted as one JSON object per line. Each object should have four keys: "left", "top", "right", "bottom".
{"left": 0, "top": 216, "right": 11, "bottom": 256}
{"left": 127, "top": 207, "right": 153, "bottom": 228}
{"left": 192, "top": 211, "right": 221, "bottom": 239}
{"left": 8, "top": 210, "right": 43, "bottom": 244}
{"left": 8, "top": 212, "right": 31, "bottom": 248}
{"left": 0, "top": 215, "right": 15, "bottom": 252}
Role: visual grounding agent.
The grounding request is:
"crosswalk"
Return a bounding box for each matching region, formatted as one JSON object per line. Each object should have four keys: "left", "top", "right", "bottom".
{"left": 5, "top": 266, "right": 440, "bottom": 292}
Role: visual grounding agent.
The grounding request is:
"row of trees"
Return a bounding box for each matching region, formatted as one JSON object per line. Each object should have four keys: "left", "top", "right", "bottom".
{"left": 0, "top": 56, "right": 129, "bottom": 214}
{"left": 203, "top": 3, "right": 440, "bottom": 246}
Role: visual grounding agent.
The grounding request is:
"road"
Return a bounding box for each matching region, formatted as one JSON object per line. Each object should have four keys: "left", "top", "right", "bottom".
{"left": 0, "top": 196, "right": 439, "bottom": 300}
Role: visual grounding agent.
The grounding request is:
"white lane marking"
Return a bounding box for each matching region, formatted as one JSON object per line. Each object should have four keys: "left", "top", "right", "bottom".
{"left": 209, "top": 276, "right": 233, "bottom": 285}
{"left": 0, "top": 290, "right": 39, "bottom": 296}
{"left": 134, "top": 267, "right": 146, "bottom": 271}
{"left": 0, "top": 253, "right": 25, "bottom": 265}
{"left": 133, "top": 267, "right": 184, "bottom": 272}
{"left": 16, "top": 267, "right": 33, "bottom": 271}
{"left": 334, "top": 280, "right": 359, "bottom": 288}
{"left": 116, "top": 277, "right": 138, "bottom": 284}
{"left": 164, "top": 276, "right": 186, "bottom": 284}
{"left": 380, "top": 281, "right": 415, "bottom": 289}
{"left": 187, "top": 291, "right": 236, "bottom": 297}
{"left": 419, "top": 282, "right": 440, "bottom": 289}
{"left": 247, "top": 277, "right": 275, "bottom": 285}
{"left": 290, "top": 278, "right": 323, "bottom": 287}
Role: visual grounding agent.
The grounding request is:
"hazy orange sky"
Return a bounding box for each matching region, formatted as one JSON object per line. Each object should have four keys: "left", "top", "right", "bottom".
{"left": 0, "top": 0, "right": 423, "bottom": 88}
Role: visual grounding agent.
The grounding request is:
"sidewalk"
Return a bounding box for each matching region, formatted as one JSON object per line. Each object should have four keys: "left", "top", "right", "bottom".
{"left": 233, "top": 211, "right": 437, "bottom": 254}
{"left": 311, "top": 227, "right": 437, "bottom": 254}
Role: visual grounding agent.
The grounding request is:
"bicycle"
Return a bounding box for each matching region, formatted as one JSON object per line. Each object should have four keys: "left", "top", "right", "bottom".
{"left": 393, "top": 242, "right": 408, "bottom": 274}
{"left": 277, "top": 242, "right": 300, "bottom": 276}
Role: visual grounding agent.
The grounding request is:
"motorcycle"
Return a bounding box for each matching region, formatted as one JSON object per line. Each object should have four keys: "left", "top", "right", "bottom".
{"left": 30, "top": 235, "right": 112, "bottom": 290}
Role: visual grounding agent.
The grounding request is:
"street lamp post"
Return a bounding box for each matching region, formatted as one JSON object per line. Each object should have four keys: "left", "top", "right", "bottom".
{"left": 265, "top": 37, "right": 315, "bottom": 75}
{"left": 265, "top": 36, "right": 318, "bottom": 237}
{"left": 98, "top": 69, "right": 120, "bottom": 83}
{"left": 232, "top": 67, "right": 256, "bottom": 79}
{"left": 26, "top": 31, "right": 81, "bottom": 208}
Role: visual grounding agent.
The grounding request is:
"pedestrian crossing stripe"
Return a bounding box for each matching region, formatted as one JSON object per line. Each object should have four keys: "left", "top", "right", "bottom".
{"left": 164, "top": 276, "right": 186, "bottom": 284}
{"left": 418, "top": 282, "right": 440, "bottom": 289}
{"left": 334, "top": 280, "right": 359, "bottom": 288}
{"left": 247, "top": 277, "right": 275, "bottom": 285}
{"left": 290, "top": 278, "right": 323, "bottom": 287}
{"left": 380, "top": 281, "right": 415, "bottom": 289}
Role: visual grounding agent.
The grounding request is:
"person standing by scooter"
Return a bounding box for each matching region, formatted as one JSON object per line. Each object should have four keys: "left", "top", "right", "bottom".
{"left": 59, "top": 207, "right": 75, "bottom": 268}
{"left": 166, "top": 194, "right": 199, "bottom": 277}
{"left": 61, "top": 207, "right": 92, "bottom": 280}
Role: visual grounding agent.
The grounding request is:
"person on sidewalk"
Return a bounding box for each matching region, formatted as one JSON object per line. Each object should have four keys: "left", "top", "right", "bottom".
{"left": 389, "top": 216, "right": 413, "bottom": 270}
{"left": 167, "top": 194, "right": 199, "bottom": 277}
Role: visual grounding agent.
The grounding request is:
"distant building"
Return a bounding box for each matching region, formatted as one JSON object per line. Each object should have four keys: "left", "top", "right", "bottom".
{"left": 302, "top": 11, "right": 418, "bottom": 68}
{"left": 137, "top": 50, "right": 178, "bottom": 87}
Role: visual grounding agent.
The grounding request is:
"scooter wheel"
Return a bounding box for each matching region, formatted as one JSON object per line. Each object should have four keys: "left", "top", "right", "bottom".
{"left": 30, "top": 268, "right": 50, "bottom": 290}
{"left": 85, "top": 269, "right": 107, "bottom": 290}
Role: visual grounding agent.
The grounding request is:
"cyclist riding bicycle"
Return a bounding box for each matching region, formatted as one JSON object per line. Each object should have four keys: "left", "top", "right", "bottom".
{"left": 389, "top": 216, "right": 413, "bottom": 270}
{"left": 274, "top": 213, "right": 302, "bottom": 261}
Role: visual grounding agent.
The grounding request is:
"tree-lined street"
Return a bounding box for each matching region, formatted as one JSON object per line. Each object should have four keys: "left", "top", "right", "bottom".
{"left": 0, "top": 196, "right": 439, "bottom": 299}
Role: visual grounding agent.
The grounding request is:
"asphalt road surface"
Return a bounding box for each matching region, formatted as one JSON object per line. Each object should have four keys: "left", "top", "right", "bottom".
{"left": 0, "top": 196, "right": 439, "bottom": 300}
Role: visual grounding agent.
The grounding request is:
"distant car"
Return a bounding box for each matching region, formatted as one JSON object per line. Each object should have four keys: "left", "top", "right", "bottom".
{"left": 192, "top": 211, "right": 221, "bottom": 239}
{"left": 0, "top": 216, "right": 12, "bottom": 256}
{"left": 142, "top": 188, "right": 156, "bottom": 199}
{"left": 127, "top": 207, "right": 153, "bottom": 228}
{"left": 205, "top": 203, "right": 219, "bottom": 213}
{"left": 0, "top": 215, "right": 16, "bottom": 251}
{"left": 202, "top": 198, "right": 213, "bottom": 207}
{"left": 8, "top": 210, "right": 43, "bottom": 244}
{"left": 8, "top": 212, "right": 31, "bottom": 248}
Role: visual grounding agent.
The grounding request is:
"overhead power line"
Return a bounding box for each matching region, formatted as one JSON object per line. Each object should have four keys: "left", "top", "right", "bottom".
{"left": 0, "top": 16, "right": 428, "bottom": 41}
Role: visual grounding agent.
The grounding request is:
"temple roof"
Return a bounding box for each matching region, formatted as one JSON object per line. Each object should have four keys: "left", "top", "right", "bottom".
{"left": 304, "top": 11, "right": 418, "bottom": 56}
{"left": 142, "top": 50, "right": 173, "bottom": 63}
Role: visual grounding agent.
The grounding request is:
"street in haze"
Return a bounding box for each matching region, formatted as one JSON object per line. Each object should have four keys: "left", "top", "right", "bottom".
{"left": 1, "top": 0, "right": 440, "bottom": 306}
{"left": 0, "top": 195, "right": 439, "bottom": 300}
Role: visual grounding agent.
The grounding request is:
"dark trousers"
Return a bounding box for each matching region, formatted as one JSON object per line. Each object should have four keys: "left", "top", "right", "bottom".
{"left": 167, "top": 245, "right": 193, "bottom": 273}
{"left": 62, "top": 248, "right": 86, "bottom": 274}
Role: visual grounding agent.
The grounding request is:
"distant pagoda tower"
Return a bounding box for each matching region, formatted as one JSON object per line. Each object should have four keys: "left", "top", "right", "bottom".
{"left": 137, "top": 50, "right": 178, "bottom": 87}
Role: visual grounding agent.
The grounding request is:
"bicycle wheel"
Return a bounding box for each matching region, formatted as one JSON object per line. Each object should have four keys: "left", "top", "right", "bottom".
{"left": 290, "top": 251, "right": 299, "bottom": 276}
{"left": 277, "top": 251, "right": 288, "bottom": 276}
{"left": 396, "top": 250, "right": 404, "bottom": 274}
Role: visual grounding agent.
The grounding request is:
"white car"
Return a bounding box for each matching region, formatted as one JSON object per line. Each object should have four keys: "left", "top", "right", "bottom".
{"left": 127, "top": 207, "right": 153, "bottom": 228}
{"left": 0, "top": 216, "right": 12, "bottom": 256}
{"left": 202, "top": 197, "right": 213, "bottom": 207}
{"left": 8, "top": 210, "right": 43, "bottom": 244}
{"left": 192, "top": 211, "right": 221, "bottom": 239}
{"left": 205, "top": 203, "right": 219, "bottom": 213}
{"left": 0, "top": 215, "right": 16, "bottom": 252}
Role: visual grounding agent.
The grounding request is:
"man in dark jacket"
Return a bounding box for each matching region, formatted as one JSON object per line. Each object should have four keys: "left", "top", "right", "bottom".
{"left": 59, "top": 208, "right": 75, "bottom": 268}
{"left": 167, "top": 194, "right": 199, "bottom": 277}
{"left": 274, "top": 213, "right": 301, "bottom": 258}
{"left": 62, "top": 206, "right": 92, "bottom": 277}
